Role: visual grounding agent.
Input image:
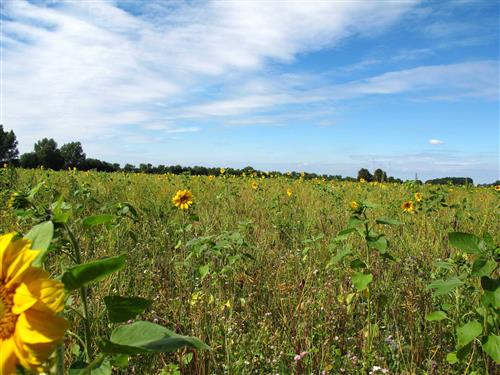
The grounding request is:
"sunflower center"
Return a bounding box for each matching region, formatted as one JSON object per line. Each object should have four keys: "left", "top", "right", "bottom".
{"left": 0, "top": 282, "right": 17, "bottom": 339}
{"left": 179, "top": 195, "right": 190, "bottom": 204}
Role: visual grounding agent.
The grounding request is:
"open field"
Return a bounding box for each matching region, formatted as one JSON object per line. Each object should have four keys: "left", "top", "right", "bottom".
{"left": 1, "top": 168, "right": 498, "bottom": 374}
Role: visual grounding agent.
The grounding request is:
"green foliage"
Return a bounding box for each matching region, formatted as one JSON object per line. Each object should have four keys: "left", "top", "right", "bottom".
{"left": 62, "top": 255, "right": 126, "bottom": 291}
{"left": 104, "top": 296, "right": 153, "bottom": 323}
{"left": 102, "top": 321, "right": 210, "bottom": 354}
{"left": 25, "top": 220, "right": 54, "bottom": 267}
{"left": 0, "top": 124, "right": 19, "bottom": 163}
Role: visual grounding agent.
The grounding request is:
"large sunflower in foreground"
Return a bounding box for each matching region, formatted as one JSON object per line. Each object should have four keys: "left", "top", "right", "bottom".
{"left": 172, "top": 190, "right": 194, "bottom": 210}
{"left": 0, "top": 233, "right": 67, "bottom": 374}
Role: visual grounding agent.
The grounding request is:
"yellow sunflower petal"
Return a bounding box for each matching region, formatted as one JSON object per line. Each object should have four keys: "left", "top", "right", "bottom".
{"left": 5, "top": 247, "right": 40, "bottom": 289}
{"left": 13, "top": 269, "right": 65, "bottom": 314}
{"left": 0, "top": 337, "right": 18, "bottom": 375}
{"left": 15, "top": 309, "right": 68, "bottom": 345}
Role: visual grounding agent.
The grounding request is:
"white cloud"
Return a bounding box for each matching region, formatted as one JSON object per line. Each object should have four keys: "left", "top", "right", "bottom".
{"left": 173, "top": 61, "right": 498, "bottom": 120}
{"left": 2, "top": 0, "right": 418, "bottom": 151}
{"left": 429, "top": 139, "right": 444, "bottom": 145}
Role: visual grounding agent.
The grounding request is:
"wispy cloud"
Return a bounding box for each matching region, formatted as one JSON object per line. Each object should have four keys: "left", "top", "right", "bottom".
{"left": 2, "top": 0, "right": 418, "bottom": 150}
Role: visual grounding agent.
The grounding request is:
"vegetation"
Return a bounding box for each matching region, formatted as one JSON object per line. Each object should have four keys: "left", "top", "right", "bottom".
{"left": 1, "top": 166, "right": 498, "bottom": 374}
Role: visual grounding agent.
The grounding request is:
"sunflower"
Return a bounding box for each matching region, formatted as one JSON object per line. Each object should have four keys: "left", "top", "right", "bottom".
{"left": 349, "top": 201, "right": 359, "bottom": 210}
{"left": 359, "top": 178, "right": 366, "bottom": 183}
{"left": 414, "top": 192, "right": 423, "bottom": 202}
{"left": 172, "top": 190, "right": 194, "bottom": 210}
{"left": 219, "top": 167, "right": 225, "bottom": 175}
{"left": 251, "top": 181, "right": 258, "bottom": 190}
{"left": 286, "top": 188, "right": 293, "bottom": 197}
{"left": 0, "top": 233, "right": 67, "bottom": 374}
{"left": 401, "top": 201, "right": 414, "bottom": 213}
{"left": 495, "top": 185, "right": 500, "bottom": 192}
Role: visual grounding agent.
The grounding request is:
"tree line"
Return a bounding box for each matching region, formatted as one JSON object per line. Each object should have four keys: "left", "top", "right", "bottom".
{"left": 0, "top": 125, "right": 486, "bottom": 185}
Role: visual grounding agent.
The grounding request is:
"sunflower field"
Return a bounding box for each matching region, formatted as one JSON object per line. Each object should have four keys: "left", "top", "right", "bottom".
{"left": 0, "top": 167, "right": 498, "bottom": 374}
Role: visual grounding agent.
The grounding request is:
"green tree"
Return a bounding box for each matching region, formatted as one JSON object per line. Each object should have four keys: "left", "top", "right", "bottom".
{"left": 34, "top": 138, "right": 64, "bottom": 170}
{"left": 61, "top": 141, "right": 86, "bottom": 168}
{"left": 20, "top": 152, "right": 40, "bottom": 168}
{"left": 357, "top": 168, "right": 373, "bottom": 182}
{"left": 373, "top": 168, "right": 387, "bottom": 182}
{"left": 0, "top": 125, "right": 19, "bottom": 163}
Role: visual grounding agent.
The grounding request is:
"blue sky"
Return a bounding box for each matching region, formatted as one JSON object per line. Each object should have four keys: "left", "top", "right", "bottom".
{"left": 1, "top": 0, "right": 499, "bottom": 182}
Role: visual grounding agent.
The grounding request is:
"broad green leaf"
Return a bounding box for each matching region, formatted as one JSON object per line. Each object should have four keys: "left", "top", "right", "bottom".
{"left": 102, "top": 321, "right": 210, "bottom": 355}
{"left": 446, "top": 352, "right": 458, "bottom": 364}
{"left": 376, "top": 217, "right": 403, "bottom": 226}
{"left": 347, "top": 217, "right": 365, "bottom": 230}
{"left": 83, "top": 214, "right": 115, "bottom": 227}
{"left": 428, "top": 277, "right": 464, "bottom": 296}
{"left": 367, "top": 235, "right": 388, "bottom": 253}
{"left": 334, "top": 228, "right": 356, "bottom": 242}
{"left": 426, "top": 311, "right": 447, "bottom": 321}
{"left": 480, "top": 277, "right": 500, "bottom": 308}
{"left": 448, "top": 232, "right": 481, "bottom": 254}
{"left": 330, "top": 247, "right": 352, "bottom": 264}
{"left": 482, "top": 334, "right": 500, "bottom": 364}
{"left": 352, "top": 272, "right": 373, "bottom": 291}
{"left": 62, "top": 255, "right": 125, "bottom": 291}
{"left": 198, "top": 264, "right": 210, "bottom": 279}
{"left": 456, "top": 320, "right": 482, "bottom": 350}
{"left": 25, "top": 221, "right": 54, "bottom": 267}
{"left": 471, "top": 257, "right": 496, "bottom": 277}
{"left": 104, "top": 296, "right": 153, "bottom": 323}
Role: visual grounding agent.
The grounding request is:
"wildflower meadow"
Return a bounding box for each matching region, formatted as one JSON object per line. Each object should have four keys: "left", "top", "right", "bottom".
{"left": 0, "top": 167, "right": 498, "bottom": 374}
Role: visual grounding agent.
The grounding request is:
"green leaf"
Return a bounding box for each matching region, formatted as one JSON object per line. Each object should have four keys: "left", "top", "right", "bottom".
{"left": 360, "top": 200, "right": 378, "bottom": 208}
{"left": 347, "top": 217, "right": 365, "bottom": 230}
{"left": 446, "top": 352, "right": 458, "bottom": 364}
{"left": 198, "top": 264, "right": 210, "bottom": 280}
{"left": 352, "top": 272, "right": 373, "bottom": 291}
{"left": 482, "top": 334, "right": 500, "bottom": 364}
{"left": 350, "top": 258, "right": 366, "bottom": 269}
{"left": 367, "top": 235, "right": 388, "bottom": 253}
{"left": 110, "top": 354, "right": 129, "bottom": 369}
{"left": 330, "top": 247, "right": 352, "bottom": 264}
{"left": 334, "top": 228, "right": 356, "bottom": 242}
{"left": 426, "top": 311, "right": 448, "bottom": 321}
{"left": 50, "top": 198, "right": 72, "bottom": 224}
{"left": 448, "top": 232, "right": 482, "bottom": 254}
{"left": 104, "top": 296, "right": 153, "bottom": 323}
{"left": 471, "top": 257, "right": 496, "bottom": 277}
{"left": 427, "top": 277, "right": 464, "bottom": 296}
{"left": 481, "top": 277, "right": 500, "bottom": 308}
{"left": 62, "top": 255, "right": 125, "bottom": 291}
{"left": 376, "top": 217, "right": 403, "bottom": 226}
{"left": 25, "top": 221, "right": 54, "bottom": 267}
{"left": 456, "top": 320, "right": 482, "bottom": 350}
{"left": 101, "top": 321, "right": 210, "bottom": 355}
{"left": 83, "top": 214, "right": 115, "bottom": 227}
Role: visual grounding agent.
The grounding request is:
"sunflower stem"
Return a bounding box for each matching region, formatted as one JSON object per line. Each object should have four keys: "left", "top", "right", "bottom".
{"left": 55, "top": 343, "right": 65, "bottom": 375}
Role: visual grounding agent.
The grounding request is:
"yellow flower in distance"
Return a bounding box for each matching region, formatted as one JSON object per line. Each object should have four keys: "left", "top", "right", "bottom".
{"left": 495, "top": 185, "right": 500, "bottom": 192}
{"left": 251, "top": 181, "right": 258, "bottom": 190}
{"left": 414, "top": 192, "right": 423, "bottom": 202}
{"left": 401, "top": 201, "right": 414, "bottom": 213}
{"left": 287, "top": 188, "right": 293, "bottom": 197}
{"left": 219, "top": 167, "right": 225, "bottom": 175}
{"left": 349, "top": 201, "right": 359, "bottom": 210}
{"left": 172, "top": 190, "right": 194, "bottom": 210}
{"left": 359, "top": 178, "right": 366, "bottom": 183}
{"left": 0, "top": 233, "right": 67, "bottom": 374}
